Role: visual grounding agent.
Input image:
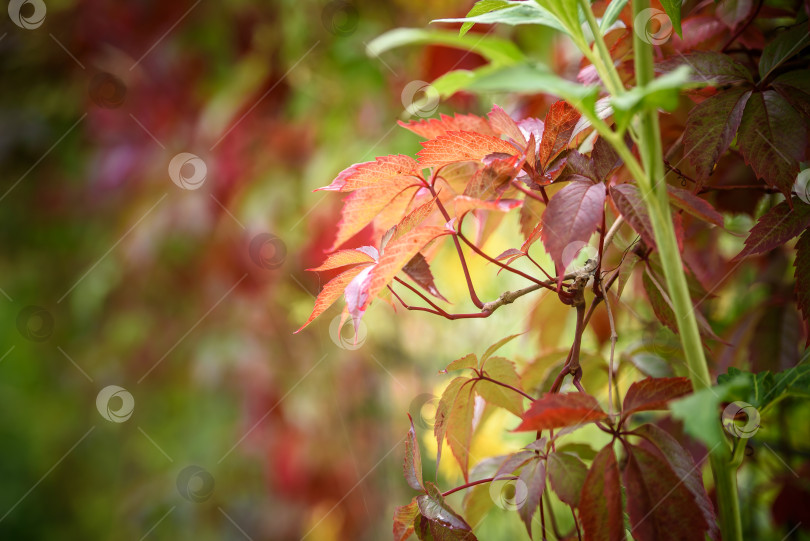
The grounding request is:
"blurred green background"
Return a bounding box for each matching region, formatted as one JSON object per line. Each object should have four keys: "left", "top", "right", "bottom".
{"left": 2, "top": 1, "right": 809, "bottom": 540}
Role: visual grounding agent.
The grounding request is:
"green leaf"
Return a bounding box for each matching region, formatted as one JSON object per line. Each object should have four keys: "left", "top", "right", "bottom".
{"left": 717, "top": 365, "right": 810, "bottom": 414}
{"left": 659, "top": 0, "right": 683, "bottom": 37}
{"left": 535, "top": 0, "right": 585, "bottom": 42}
{"left": 479, "top": 334, "right": 522, "bottom": 368}
{"left": 669, "top": 374, "right": 750, "bottom": 448}
{"left": 477, "top": 356, "right": 525, "bottom": 416}
{"left": 462, "top": 483, "right": 494, "bottom": 528}
{"left": 444, "top": 353, "right": 478, "bottom": 373}
{"left": 405, "top": 415, "right": 424, "bottom": 491}
{"left": 611, "top": 65, "right": 694, "bottom": 132}
{"left": 430, "top": 65, "right": 503, "bottom": 98}
{"left": 467, "top": 63, "right": 599, "bottom": 112}
{"left": 436, "top": 0, "right": 567, "bottom": 35}
{"left": 600, "top": 0, "right": 629, "bottom": 32}
{"left": 434, "top": 377, "right": 467, "bottom": 470}
{"left": 547, "top": 451, "right": 588, "bottom": 507}
{"left": 444, "top": 380, "right": 478, "bottom": 482}
{"left": 366, "top": 28, "right": 524, "bottom": 66}
{"left": 759, "top": 23, "right": 810, "bottom": 81}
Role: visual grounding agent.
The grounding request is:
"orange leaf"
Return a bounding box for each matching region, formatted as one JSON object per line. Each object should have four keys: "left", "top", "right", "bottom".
{"left": 487, "top": 104, "right": 527, "bottom": 146}
{"left": 307, "top": 248, "right": 377, "bottom": 272}
{"left": 398, "top": 112, "right": 496, "bottom": 140}
{"left": 417, "top": 131, "right": 518, "bottom": 169}
{"left": 318, "top": 154, "right": 420, "bottom": 192}
{"left": 331, "top": 177, "right": 419, "bottom": 250}
{"left": 295, "top": 264, "right": 372, "bottom": 333}
{"left": 537, "top": 101, "right": 580, "bottom": 169}
{"left": 364, "top": 226, "right": 452, "bottom": 309}
{"left": 513, "top": 392, "right": 608, "bottom": 431}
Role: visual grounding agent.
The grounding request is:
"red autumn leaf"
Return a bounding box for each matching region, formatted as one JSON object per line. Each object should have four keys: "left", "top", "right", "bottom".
{"left": 591, "top": 136, "right": 622, "bottom": 182}
{"left": 622, "top": 377, "right": 693, "bottom": 416}
{"left": 364, "top": 226, "right": 451, "bottom": 310}
{"left": 331, "top": 177, "right": 420, "bottom": 250}
{"left": 623, "top": 443, "right": 709, "bottom": 541}
{"left": 513, "top": 392, "right": 608, "bottom": 432}
{"left": 402, "top": 253, "right": 448, "bottom": 302}
{"left": 667, "top": 185, "right": 724, "bottom": 227}
{"left": 404, "top": 414, "right": 423, "bottom": 491}
{"left": 295, "top": 264, "right": 371, "bottom": 333}
{"left": 307, "top": 248, "right": 377, "bottom": 272}
{"left": 733, "top": 198, "right": 810, "bottom": 260}
{"left": 398, "top": 112, "right": 496, "bottom": 140}
{"left": 737, "top": 90, "right": 805, "bottom": 198}
{"left": 389, "top": 197, "right": 438, "bottom": 244}
{"left": 463, "top": 155, "right": 523, "bottom": 200}
{"left": 579, "top": 445, "right": 624, "bottom": 541}
{"left": 319, "top": 154, "right": 420, "bottom": 192}
{"left": 417, "top": 131, "right": 518, "bottom": 169}
{"left": 537, "top": 101, "right": 580, "bottom": 169}
{"left": 610, "top": 183, "right": 657, "bottom": 249}
{"left": 794, "top": 230, "right": 810, "bottom": 327}
{"left": 487, "top": 104, "right": 527, "bottom": 146}
{"left": 541, "top": 181, "right": 606, "bottom": 276}
{"left": 633, "top": 424, "right": 719, "bottom": 540}
{"left": 393, "top": 498, "right": 419, "bottom": 541}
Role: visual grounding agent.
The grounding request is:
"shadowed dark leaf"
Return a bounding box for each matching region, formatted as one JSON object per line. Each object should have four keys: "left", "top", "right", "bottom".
{"left": 622, "top": 377, "right": 693, "bottom": 416}
{"left": 579, "top": 445, "right": 624, "bottom": 541}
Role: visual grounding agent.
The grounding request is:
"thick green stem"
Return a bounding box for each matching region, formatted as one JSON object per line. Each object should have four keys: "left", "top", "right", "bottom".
{"left": 630, "top": 0, "right": 742, "bottom": 539}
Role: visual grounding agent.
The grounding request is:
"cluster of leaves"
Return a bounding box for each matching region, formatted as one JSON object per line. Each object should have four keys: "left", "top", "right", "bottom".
{"left": 298, "top": 0, "right": 810, "bottom": 539}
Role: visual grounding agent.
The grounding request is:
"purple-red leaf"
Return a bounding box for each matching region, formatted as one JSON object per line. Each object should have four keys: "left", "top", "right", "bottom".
{"left": 733, "top": 198, "right": 810, "bottom": 260}
{"left": 610, "top": 183, "right": 657, "bottom": 249}
{"left": 622, "top": 377, "right": 693, "bottom": 417}
{"left": 404, "top": 414, "right": 424, "bottom": 491}
{"left": 403, "top": 253, "right": 449, "bottom": 302}
{"left": 684, "top": 87, "right": 752, "bottom": 181}
{"left": 657, "top": 51, "right": 753, "bottom": 84}
{"left": 514, "top": 392, "right": 608, "bottom": 432}
{"left": 537, "top": 101, "right": 581, "bottom": 169}
{"left": 667, "top": 186, "right": 724, "bottom": 227}
{"left": 541, "top": 181, "right": 606, "bottom": 276}
{"left": 579, "top": 445, "right": 624, "bottom": 541}
{"left": 623, "top": 443, "right": 709, "bottom": 541}
{"left": 517, "top": 458, "right": 546, "bottom": 537}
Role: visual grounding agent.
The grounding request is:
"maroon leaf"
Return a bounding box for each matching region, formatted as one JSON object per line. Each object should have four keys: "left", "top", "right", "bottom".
{"left": 547, "top": 451, "right": 588, "bottom": 507}
{"left": 579, "top": 445, "right": 624, "bottom": 541}
{"left": 633, "top": 424, "right": 719, "bottom": 540}
{"left": 623, "top": 443, "right": 709, "bottom": 541}
{"left": 683, "top": 87, "right": 752, "bottom": 181}
{"left": 622, "top": 377, "right": 693, "bottom": 416}
{"left": 733, "top": 198, "right": 810, "bottom": 260}
{"left": 541, "top": 181, "right": 606, "bottom": 276}
{"left": 794, "top": 230, "right": 810, "bottom": 328}
{"left": 667, "top": 186, "right": 724, "bottom": 227}
{"left": 417, "top": 482, "right": 478, "bottom": 541}
{"left": 591, "top": 136, "right": 622, "bottom": 182}
{"left": 513, "top": 392, "right": 608, "bottom": 432}
{"left": 517, "top": 458, "right": 546, "bottom": 537}
{"left": 394, "top": 498, "right": 419, "bottom": 541}
{"left": 737, "top": 90, "right": 805, "bottom": 198}
{"left": 562, "top": 150, "right": 598, "bottom": 183}
{"left": 771, "top": 70, "right": 810, "bottom": 119}
{"left": 403, "top": 253, "right": 449, "bottom": 302}
{"left": 610, "top": 183, "right": 657, "bottom": 249}
{"left": 404, "top": 414, "right": 424, "bottom": 491}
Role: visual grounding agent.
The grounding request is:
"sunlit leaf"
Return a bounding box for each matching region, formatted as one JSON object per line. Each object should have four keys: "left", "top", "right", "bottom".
{"left": 296, "top": 265, "right": 372, "bottom": 333}
{"left": 476, "top": 356, "right": 524, "bottom": 416}
{"left": 418, "top": 131, "right": 518, "bottom": 169}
